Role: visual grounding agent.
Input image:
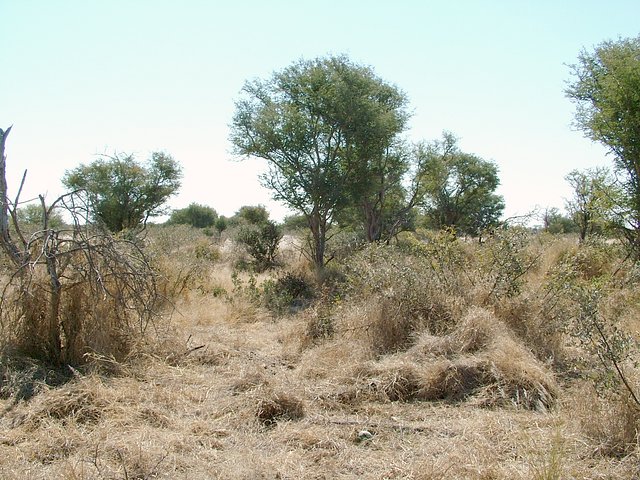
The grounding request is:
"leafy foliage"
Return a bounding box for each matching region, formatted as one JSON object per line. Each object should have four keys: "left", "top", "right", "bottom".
{"left": 261, "top": 271, "right": 314, "bottom": 316}
{"left": 565, "top": 168, "right": 618, "bottom": 241}
{"left": 481, "top": 227, "right": 538, "bottom": 301}
{"left": 566, "top": 35, "right": 640, "bottom": 252}
{"left": 16, "top": 204, "right": 65, "bottom": 229}
{"left": 231, "top": 205, "right": 270, "bottom": 226}
{"left": 231, "top": 55, "right": 408, "bottom": 269}
{"left": 281, "top": 213, "right": 308, "bottom": 232}
{"left": 235, "top": 220, "right": 283, "bottom": 272}
{"left": 419, "top": 132, "right": 504, "bottom": 237}
{"left": 540, "top": 207, "right": 579, "bottom": 235}
{"left": 62, "top": 152, "right": 182, "bottom": 232}
{"left": 167, "top": 203, "right": 217, "bottom": 228}
{"left": 339, "top": 141, "right": 427, "bottom": 243}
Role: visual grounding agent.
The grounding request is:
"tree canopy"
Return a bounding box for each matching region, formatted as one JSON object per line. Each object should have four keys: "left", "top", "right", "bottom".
{"left": 566, "top": 35, "right": 640, "bottom": 250}
{"left": 565, "top": 167, "right": 617, "bottom": 241}
{"left": 419, "top": 132, "right": 504, "bottom": 236}
{"left": 17, "top": 203, "right": 65, "bottom": 229}
{"left": 230, "top": 55, "right": 408, "bottom": 270}
{"left": 167, "top": 203, "right": 217, "bottom": 228}
{"left": 231, "top": 205, "right": 270, "bottom": 226}
{"left": 63, "top": 152, "right": 182, "bottom": 232}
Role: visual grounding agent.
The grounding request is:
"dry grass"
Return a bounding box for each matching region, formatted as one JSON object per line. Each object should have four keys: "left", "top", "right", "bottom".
{"left": 1, "top": 231, "right": 639, "bottom": 478}
{"left": 0, "top": 311, "right": 637, "bottom": 479}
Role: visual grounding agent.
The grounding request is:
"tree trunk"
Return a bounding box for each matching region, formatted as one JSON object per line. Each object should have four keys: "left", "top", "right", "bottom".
{"left": 308, "top": 211, "right": 327, "bottom": 274}
{"left": 0, "top": 126, "right": 23, "bottom": 264}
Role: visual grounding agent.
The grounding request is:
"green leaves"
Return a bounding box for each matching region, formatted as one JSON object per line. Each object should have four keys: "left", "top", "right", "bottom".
{"left": 565, "top": 167, "right": 618, "bottom": 241}
{"left": 167, "top": 203, "right": 217, "bottom": 229}
{"left": 62, "top": 152, "right": 182, "bottom": 232}
{"left": 567, "top": 35, "right": 640, "bottom": 253}
{"left": 419, "top": 132, "right": 504, "bottom": 236}
{"left": 230, "top": 55, "right": 409, "bottom": 268}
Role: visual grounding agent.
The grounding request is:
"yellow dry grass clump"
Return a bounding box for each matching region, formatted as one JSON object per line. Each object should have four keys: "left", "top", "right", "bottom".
{"left": 1, "top": 228, "right": 639, "bottom": 478}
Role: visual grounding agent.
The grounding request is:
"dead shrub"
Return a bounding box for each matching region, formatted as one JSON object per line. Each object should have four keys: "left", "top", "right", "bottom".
{"left": 256, "top": 393, "right": 305, "bottom": 426}
{"left": 408, "top": 307, "right": 508, "bottom": 358}
{"left": 557, "top": 237, "right": 618, "bottom": 280}
{"left": 0, "top": 354, "right": 71, "bottom": 401}
{"left": 364, "top": 359, "right": 426, "bottom": 402}
{"left": 148, "top": 224, "right": 219, "bottom": 300}
{"left": 361, "top": 356, "right": 490, "bottom": 404}
{"left": 363, "top": 349, "right": 556, "bottom": 410}
{"left": 493, "top": 293, "right": 566, "bottom": 364}
{"left": 447, "top": 307, "right": 501, "bottom": 354}
{"left": 0, "top": 191, "right": 165, "bottom": 367}
{"left": 570, "top": 383, "right": 640, "bottom": 458}
{"left": 305, "top": 307, "right": 335, "bottom": 343}
{"left": 477, "top": 335, "right": 558, "bottom": 411}
{"left": 231, "top": 369, "right": 269, "bottom": 394}
{"left": 369, "top": 296, "right": 421, "bottom": 354}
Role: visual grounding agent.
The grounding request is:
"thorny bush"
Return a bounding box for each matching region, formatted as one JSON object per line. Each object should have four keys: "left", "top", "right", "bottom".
{"left": 0, "top": 191, "right": 164, "bottom": 366}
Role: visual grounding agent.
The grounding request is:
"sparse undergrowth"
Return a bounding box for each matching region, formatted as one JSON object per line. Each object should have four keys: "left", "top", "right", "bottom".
{"left": 1, "top": 228, "right": 639, "bottom": 478}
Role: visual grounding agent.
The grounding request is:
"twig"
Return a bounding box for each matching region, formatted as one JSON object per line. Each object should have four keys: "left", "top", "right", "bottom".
{"left": 116, "top": 449, "right": 129, "bottom": 480}
{"left": 307, "top": 415, "right": 440, "bottom": 434}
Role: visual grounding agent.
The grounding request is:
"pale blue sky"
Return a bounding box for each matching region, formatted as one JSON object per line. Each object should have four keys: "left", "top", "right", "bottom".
{"left": 2, "top": 1, "right": 639, "bottom": 221}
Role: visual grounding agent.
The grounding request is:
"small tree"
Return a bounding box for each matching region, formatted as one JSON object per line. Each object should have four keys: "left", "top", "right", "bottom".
{"left": 63, "top": 152, "right": 182, "bottom": 232}
{"left": 282, "top": 213, "right": 308, "bottom": 232}
{"left": 541, "top": 207, "right": 579, "bottom": 235}
{"left": 566, "top": 35, "right": 640, "bottom": 253}
{"left": 565, "top": 168, "right": 616, "bottom": 241}
{"left": 231, "top": 205, "right": 270, "bottom": 226}
{"left": 344, "top": 141, "right": 428, "bottom": 243}
{"left": 17, "top": 203, "right": 65, "bottom": 229}
{"left": 214, "top": 216, "right": 228, "bottom": 234}
{"left": 167, "top": 203, "right": 217, "bottom": 228}
{"left": 420, "top": 132, "right": 504, "bottom": 237}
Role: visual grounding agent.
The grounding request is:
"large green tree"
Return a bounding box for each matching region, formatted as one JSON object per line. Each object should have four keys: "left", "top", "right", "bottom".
{"left": 63, "top": 152, "right": 182, "bottom": 232}
{"left": 230, "top": 55, "right": 408, "bottom": 270}
{"left": 566, "top": 36, "right": 640, "bottom": 251}
{"left": 420, "top": 132, "right": 504, "bottom": 236}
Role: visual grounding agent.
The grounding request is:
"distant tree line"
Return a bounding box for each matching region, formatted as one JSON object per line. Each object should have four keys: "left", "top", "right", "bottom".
{"left": 25, "top": 34, "right": 639, "bottom": 268}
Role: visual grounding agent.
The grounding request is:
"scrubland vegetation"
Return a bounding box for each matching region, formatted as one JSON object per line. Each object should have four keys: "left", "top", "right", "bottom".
{"left": 1, "top": 223, "right": 640, "bottom": 479}
{"left": 2, "top": 34, "right": 640, "bottom": 479}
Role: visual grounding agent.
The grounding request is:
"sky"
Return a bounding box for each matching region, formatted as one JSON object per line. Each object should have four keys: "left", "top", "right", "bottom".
{"left": 2, "top": 0, "right": 639, "bottom": 223}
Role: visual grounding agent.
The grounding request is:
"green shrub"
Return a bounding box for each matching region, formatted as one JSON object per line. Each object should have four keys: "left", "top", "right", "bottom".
{"left": 230, "top": 205, "right": 270, "bottom": 226}
{"left": 235, "top": 220, "right": 283, "bottom": 272}
{"left": 167, "top": 203, "right": 217, "bottom": 228}
{"left": 261, "top": 271, "right": 315, "bottom": 316}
